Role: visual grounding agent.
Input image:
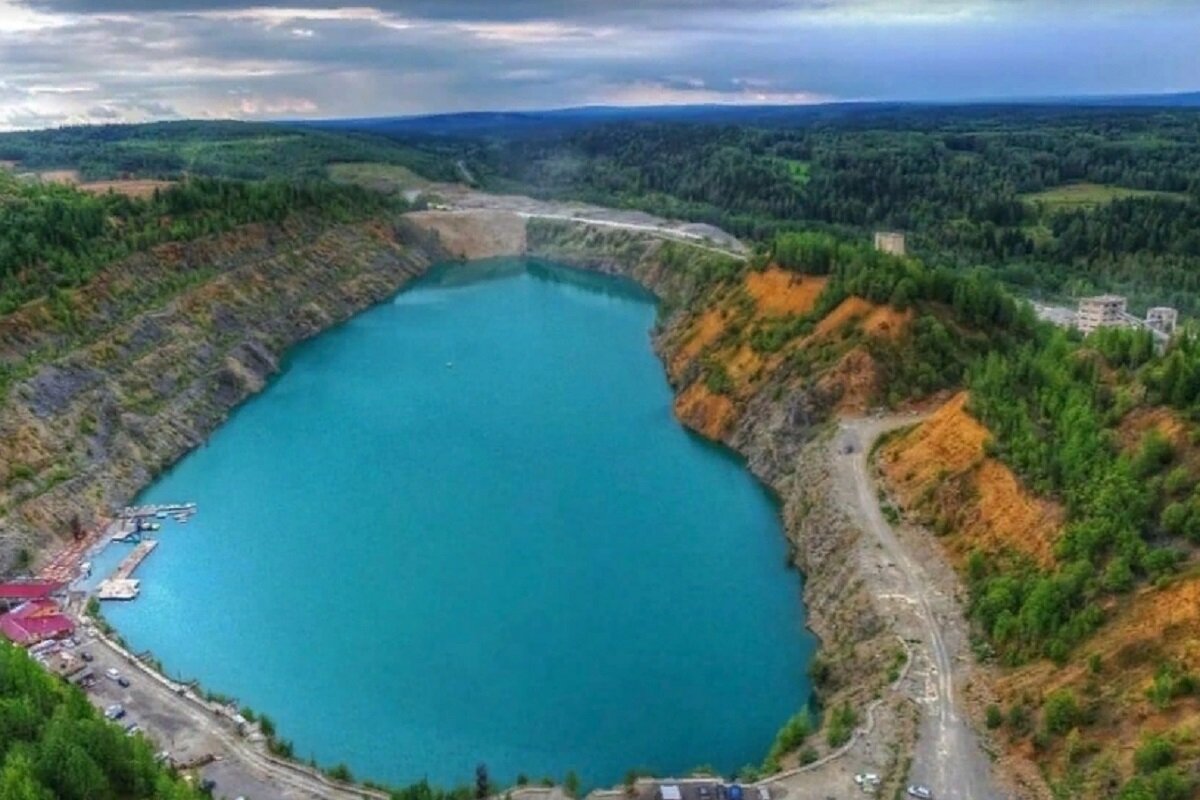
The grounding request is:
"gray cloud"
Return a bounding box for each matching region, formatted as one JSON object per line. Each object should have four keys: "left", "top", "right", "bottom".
{"left": 1, "top": 0, "right": 1196, "bottom": 130}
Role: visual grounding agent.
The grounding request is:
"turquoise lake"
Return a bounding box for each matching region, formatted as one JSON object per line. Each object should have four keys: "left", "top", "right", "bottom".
{"left": 96, "top": 258, "right": 816, "bottom": 789}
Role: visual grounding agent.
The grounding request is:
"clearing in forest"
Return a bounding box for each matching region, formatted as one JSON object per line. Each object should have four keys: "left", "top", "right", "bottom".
{"left": 328, "top": 162, "right": 428, "bottom": 194}
{"left": 1022, "top": 181, "right": 1186, "bottom": 211}
{"left": 77, "top": 180, "right": 175, "bottom": 199}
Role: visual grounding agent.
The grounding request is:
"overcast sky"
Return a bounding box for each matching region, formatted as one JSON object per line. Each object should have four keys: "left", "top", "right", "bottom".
{"left": 0, "top": 0, "right": 1196, "bottom": 130}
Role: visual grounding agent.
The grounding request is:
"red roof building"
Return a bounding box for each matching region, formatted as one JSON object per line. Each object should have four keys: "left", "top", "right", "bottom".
{"left": 0, "top": 580, "right": 64, "bottom": 603}
{"left": 0, "top": 600, "right": 74, "bottom": 646}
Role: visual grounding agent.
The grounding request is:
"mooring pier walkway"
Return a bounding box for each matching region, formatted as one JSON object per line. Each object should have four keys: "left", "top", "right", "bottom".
{"left": 97, "top": 540, "right": 159, "bottom": 600}
{"left": 119, "top": 502, "right": 197, "bottom": 519}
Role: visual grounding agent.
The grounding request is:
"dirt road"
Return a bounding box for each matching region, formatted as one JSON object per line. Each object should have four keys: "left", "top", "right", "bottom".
{"left": 511, "top": 210, "right": 747, "bottom": 259}
{"left": 437, "top": 187, "right": 749, "bottom": 257}
{"left": 835, "top": 416, "right": 1003, "bottom": 800}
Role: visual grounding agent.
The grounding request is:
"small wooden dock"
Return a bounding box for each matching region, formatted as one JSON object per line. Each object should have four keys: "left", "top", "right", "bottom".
{"left": 96, "top": 540, "right": 158, "bottom": 601}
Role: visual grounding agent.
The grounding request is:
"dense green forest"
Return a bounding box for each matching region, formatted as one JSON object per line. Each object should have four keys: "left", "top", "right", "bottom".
{"left": 0, "top": 121, "right": 458, "bottom": 183}
{"left": 0, "top": 642, "right": 203, "bottom": 800}
{"left": 6, "top": 107, "right": 1200, "bottom": 314}
{"left": 0, "top": 172, "right": 400, "bottom": 314}
{"left": 427, "top": 107, "right": 1200, "bottom": 315}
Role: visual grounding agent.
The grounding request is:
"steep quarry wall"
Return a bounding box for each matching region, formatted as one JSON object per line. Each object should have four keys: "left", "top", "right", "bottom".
{"left": 2, "top": 207, "right": 929, "bottom": 788}
{"left": 0, "top": 216, "right": 449, "bottom": 571}
{"left": 404, "top": 210, "right": 526, "bottom": 260}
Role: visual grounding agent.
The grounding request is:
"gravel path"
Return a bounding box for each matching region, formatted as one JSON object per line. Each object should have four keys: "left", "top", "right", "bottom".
{"left": 836, "top": 416, "right": 1005, "bottom": 800}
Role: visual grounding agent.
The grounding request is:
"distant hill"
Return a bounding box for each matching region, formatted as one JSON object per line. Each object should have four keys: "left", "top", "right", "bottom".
{"left": 299, "top": 92, "right": 1200, "bottom": 138}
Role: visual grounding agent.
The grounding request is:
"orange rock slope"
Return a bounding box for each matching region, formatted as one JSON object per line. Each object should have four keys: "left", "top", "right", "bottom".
{"left": 744, "top": 267, "right": 827, "bottom": 315}
{"left": 879, "top": 392, "right": 1064, "bottom": 568}
{"left": 668, "top": 267, "right": 918, "bottom": 441}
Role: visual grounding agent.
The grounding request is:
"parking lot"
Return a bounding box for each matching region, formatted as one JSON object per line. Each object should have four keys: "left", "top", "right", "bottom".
{"left": 59, "top": 624, "right": 346, "bottom": 800}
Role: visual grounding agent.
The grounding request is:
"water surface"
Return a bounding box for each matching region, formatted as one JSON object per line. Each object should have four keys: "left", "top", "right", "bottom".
{"left": 99, "top": 258, "right": 815, "bottom": 788}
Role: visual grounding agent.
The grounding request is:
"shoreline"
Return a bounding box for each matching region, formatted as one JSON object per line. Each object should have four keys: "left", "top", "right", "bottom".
{"left": 69, "top": 250, "right": 817, "bottom": 793}
{"left": 7, "top": 204, "right": 1004, "bottom": 799}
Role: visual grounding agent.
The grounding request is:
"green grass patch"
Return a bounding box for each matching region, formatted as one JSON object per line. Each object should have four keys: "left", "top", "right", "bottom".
{"left": 328, "top": 161, "right": 429, "bottom": 194}
{"left": 782, "top": 159, "right": 811, "bottom": 187}
{"left": 1022, "top": 182, "right": 1187, "bottom": 212}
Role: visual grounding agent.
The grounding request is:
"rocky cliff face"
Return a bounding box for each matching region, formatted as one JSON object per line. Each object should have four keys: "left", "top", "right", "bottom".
{"left": 0, "top": 215, "right": 448, "bottom": 571}
{"left": 404, "top": 210, "right": 527, "bottom": 260}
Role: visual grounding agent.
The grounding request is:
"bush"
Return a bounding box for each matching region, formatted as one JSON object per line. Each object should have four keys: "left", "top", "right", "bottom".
{"left": 1132, "top": 431, "right": 1174, "bottom": 479}
{"left": 1163, "top": 467, "right": 1192, "bottom": 496}
{"left": 1133, "top": 735, "right": 1177, "bottom": 774}
{"left": 736, "top": 765, "right": 761, "bottom": 782}
{"left": 985, "top": 704, "right": 1003, "bottom": 729}
{"left": 704, "top": 363, "right": 734, "bottom": 395}
{"left": 1118, "top": 767, "right": 1194, "bottom": 800}
{"left": 1146, "top": 663, "right": 1198, "bottom": 709}
{"left": 327, "top": 763, "right": 354, "bottom": 783}
{"left": 825, "top": 702, "right": 858, "bottom": 748}
{"left": 7, "top": 463, "right": 35, "bottom": 483}
{"left": 268, "top": 737, "right": 294, "bottom": 758}
{"left": 808, "top": 655, "right": 832, "bottom": 688}
{"left": 767, "top": 707, "right": 813, "bottom": 761}
{"left": 1042, "top": 689, "right": 1081, "bottom": 736}
{"left": 1007, "top": 704, "right": 1032, "bottom": 736}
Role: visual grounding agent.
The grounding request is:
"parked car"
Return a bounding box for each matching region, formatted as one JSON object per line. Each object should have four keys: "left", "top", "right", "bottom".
{"left": 80, "top": 651, "right": 94, "bottom": 662}
{"left": 757, "top": 789, "right": 769, "bottom": 800}
{"left": 199, "top": 778, "right": 217, "bottom": 795}
{"left": 105, "top": 668, "right": 121, "bottom": 681}
{"left": 124, "top": 722, "right": 140, "bottom": 736}
{"left": 699, "top": 787, "right": 711, "bottom": 800}
{"left": 104, "top": 704, "right": 125, "bottom": 720}
{"left": 117, "top": 676, "right": 131, "bottom": 688}
{"left": 906, "top": 786, "right": 933, "bottom": 800}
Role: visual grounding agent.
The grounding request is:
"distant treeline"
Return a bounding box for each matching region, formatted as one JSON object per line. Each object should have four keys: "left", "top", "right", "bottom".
{"left": 0, "top": 121, "right": 459, "bottom": 183}
{"left": 421, "top": 106, "right": 1200, "bottom": 313}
